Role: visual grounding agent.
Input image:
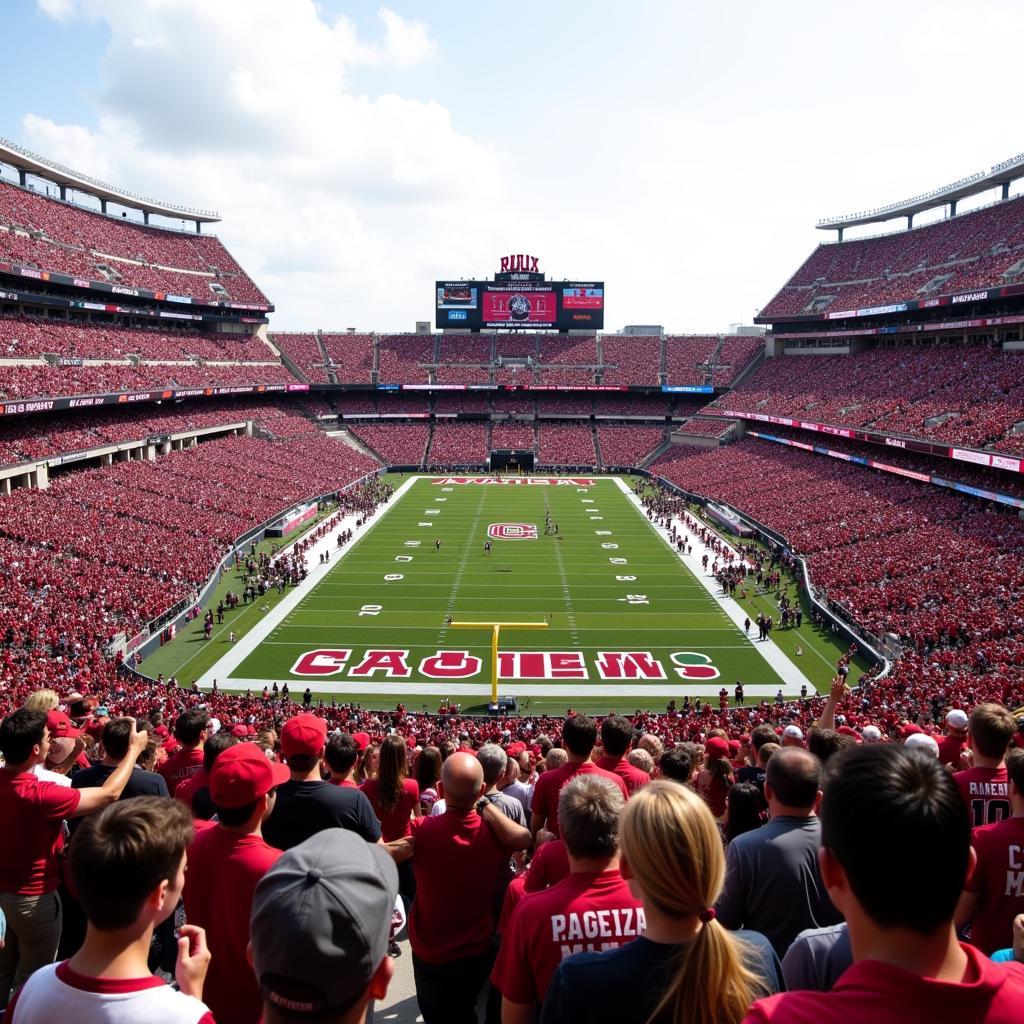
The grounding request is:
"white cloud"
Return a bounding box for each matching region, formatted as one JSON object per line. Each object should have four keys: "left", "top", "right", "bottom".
{"left": 26, "top": 0, "right": 496, "bottom": 328}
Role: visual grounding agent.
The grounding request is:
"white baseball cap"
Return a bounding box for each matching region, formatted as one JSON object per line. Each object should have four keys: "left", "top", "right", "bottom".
{"left": 905, "top": 733, "right": 940, "bottom": 757}
{"left": 782, "top": 725, "right": 804, "bottom": 740}
{"left": 861, "top": 725, "right": 882, "bottom": 742}
{"left": 946, "top": 710, "right": 969, "bottom": 731}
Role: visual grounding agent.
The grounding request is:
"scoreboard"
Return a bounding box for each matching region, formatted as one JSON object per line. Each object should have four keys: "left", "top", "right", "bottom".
{"left": 436, "top": 280, "right": 604, "bottom": 331}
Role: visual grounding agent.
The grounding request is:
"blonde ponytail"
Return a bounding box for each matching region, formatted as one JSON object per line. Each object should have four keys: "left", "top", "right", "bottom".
{"left": 619, "top": 781, "right": 765, "bottom": 1024}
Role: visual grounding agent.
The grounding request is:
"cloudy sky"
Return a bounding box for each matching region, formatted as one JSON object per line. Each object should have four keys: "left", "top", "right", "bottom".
{"left": 3, "top": 0, "right": 1023, "bottom": 331}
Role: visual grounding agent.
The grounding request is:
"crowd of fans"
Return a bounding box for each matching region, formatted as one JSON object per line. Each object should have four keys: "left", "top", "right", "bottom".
{"left": 3, "top": 688, "right": 1024, "bottom": 1023}
{"left": 717, "top": 340, "right": 1024, "bottom": 453}
{"left": 0, "top": 181, "right": 268, "bottom": 306}
{"left": 761, "top": 194, "right": 1024, "bottom": 318}
{"left": 649, "top": 437, "right": 1024, "bottom": 711}
{"left": 597, "top": 425, "right": 667, "bottom": 466}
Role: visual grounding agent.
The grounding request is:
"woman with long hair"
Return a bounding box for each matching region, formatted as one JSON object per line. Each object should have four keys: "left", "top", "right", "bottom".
{"left": 540, "top": 781, "right": 780, "bottom": 1024}
{"left": 356, "top": 741, "right": 380, "bottom": 784}
{"left": 724, "top": 782, "right": 768, "bottom": 845}
{"left": 361, "top": 734, "right": 421, "bottom": 840}
{"left": 413, "top": 745, "right": 442, "bottom": 814}
{"left": 695, "top": 736, "right": 735, "bottom": 819}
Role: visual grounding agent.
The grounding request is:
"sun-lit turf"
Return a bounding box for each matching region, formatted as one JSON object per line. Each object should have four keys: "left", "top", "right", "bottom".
{"left": 201, "top": 474, "right": 857, "bottom": 713}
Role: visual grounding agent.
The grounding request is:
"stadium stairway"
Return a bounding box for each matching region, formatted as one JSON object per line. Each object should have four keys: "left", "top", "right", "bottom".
{"left": 593, "top": 423, "right": 603, "bottom": 468}
{"left": 327, "top": 427, "right": 380, "bottom": 463}
{"left": 639, "top": 432, "right": 674, "bottom": 468}
{"left": 704, "top": 335, "right": 726, "bottom": 385}
{"left": 726, "top": 345, "right": 765, "bottom": 390}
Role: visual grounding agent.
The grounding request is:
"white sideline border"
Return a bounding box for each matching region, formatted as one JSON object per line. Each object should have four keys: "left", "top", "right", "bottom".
{"left": 612, "top": 477, "right": 812, "bottom": 696}
{"left": 198, "top": 475, "right": 811, "bottom": 697}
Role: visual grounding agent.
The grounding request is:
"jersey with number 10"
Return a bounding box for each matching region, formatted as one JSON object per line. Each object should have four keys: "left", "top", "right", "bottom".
{"left": 954, "top": 766, "right": 1010, "bottom": 828}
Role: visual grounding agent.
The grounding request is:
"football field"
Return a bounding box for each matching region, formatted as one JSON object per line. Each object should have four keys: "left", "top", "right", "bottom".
{"left": 197, "top": 475, "right": 821, "bottom": 714}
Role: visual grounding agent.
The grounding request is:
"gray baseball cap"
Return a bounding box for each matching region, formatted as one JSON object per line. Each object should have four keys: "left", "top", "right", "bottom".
{"left": 251, "top": 829, "right": 399, "bottom": 1016}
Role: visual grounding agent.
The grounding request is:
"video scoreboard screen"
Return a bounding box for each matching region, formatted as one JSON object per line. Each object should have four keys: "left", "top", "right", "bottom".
{"left": 436, "top": 281, "right": 604, "bottom": 330}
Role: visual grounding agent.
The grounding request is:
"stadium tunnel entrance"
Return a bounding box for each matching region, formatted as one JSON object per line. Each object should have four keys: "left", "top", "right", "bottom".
{"left": 488, "top": 448, "right": 535, "bottom": 472}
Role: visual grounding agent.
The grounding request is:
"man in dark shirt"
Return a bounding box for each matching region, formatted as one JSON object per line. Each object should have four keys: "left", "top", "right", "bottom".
{"left": 72, "top": 717, "right": 169, "bottom": 809}
{"left": 263, "top": 713, "right": 381, "bottom": 850}
{"left": 715, "top": 746, "right": 842, "bottom": 956}
{"left": 736, "top": 723, "right": 777, "bottom": 793}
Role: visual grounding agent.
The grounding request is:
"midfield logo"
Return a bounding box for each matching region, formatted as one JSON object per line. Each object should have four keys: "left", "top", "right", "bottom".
{"left": 487, "top": 523, "right": 538, "bottom": 540}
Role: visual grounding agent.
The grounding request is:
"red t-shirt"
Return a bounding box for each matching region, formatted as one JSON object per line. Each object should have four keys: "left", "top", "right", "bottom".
{"left": 531, "top": 763, "right": 629, "bottom": 838}
{"left": 696, "top": 770, "right": 730, "bottom": 818}
{"left": 409, "top": 810, "right": 509, "bottom": 963}
{"left": 967, "top": 816, "right": 1024, "bottom": 954}
{"left": 955, "top": 766, "right": 1011, "bottom": 829}
{"left": 594, "top": 755, "right": 650, "bottom": 795}
{"left": 491, "top": 869, "right": 645, "bottom": 1006}
{"left": 499, "top": 874, "right": 528, "bottom": 934}
{"left": 0, "top": 769, "right": 82, "bottom": 894}
{"left": 360, "top": 777, "right": 419, "bottom": 841}
{"left": 158, "top": 747, "right": 204, "bottom": 797}
{"left": 173, "top": 770, "right": 208, "bottom": 813}
{"left": 182, "top": 826, "right": 282, "bottom": 1024}
{"left": 936, "top": 734, "right": 967, "bottom": 771}
{"left": 525, "top": 839, "right": 571, "bottom": 893}
{"left": 744, "top": 944, "right": 1024, "bottom": 1023}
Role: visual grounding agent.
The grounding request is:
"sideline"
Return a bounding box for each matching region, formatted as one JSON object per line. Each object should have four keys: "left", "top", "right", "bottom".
{"left": 195, "top": 474, "right": 420, "bottom": 689}
{"left": 613, "top": 477, "right": 812, "bottom": 696}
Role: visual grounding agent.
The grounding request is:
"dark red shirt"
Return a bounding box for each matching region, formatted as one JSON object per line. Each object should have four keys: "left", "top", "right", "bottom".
{"left": 744, "top": 944, "right": 1024, "bottom": 1023}
{"left": 966, "top": 816, "right": 1024, "bottom": 954}
{"left": 492, "top": 869, "right": 645, "bottom": 1006}
{"left": 360, "top": 777, "right": 419, "bottom": 841}
{"left": 183, "top": 826, "right": 282, "bottom": 1024}
{"left": 158, "top": 747, "right": 204, "bottom": 797}
{"left": 0, "top": 769, "right": 81, "bottom": 894}
{"left": 409, "top": 810, "right": 509, "bottom": 963}
{"left": 594, "top": 755, "right": 650, "bottom": 795}
{"left": 955, "top": 767, "right": 1010, "bottom": 829}
{"left": 531, "top": 763, "right": 628, "bottom": 838}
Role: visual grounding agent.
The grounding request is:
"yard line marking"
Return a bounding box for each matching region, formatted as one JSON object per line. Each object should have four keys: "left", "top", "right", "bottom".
{"left": 437, "top": 487, "right": 487, "bottom": 645}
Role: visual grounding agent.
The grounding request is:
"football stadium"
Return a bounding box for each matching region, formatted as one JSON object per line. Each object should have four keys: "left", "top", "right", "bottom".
{"left": 3, "top": 4, "right": 1024, "bottom": 1023}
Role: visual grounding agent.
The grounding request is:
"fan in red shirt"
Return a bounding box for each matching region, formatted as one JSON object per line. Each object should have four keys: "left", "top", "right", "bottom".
{"left": 183, "top": 743, "right": 288, "bottom": 1024}
{"left": 0, "top": 709, "right": 149, "bottom": 1004}
{"left": 174, "top": 732, "right": 239, "bottom": 818}
{"left": 493, "top": 775, "right": 644, "bottom": 1023}
{"left": 407, "top": 752, "right": 532, "bottom": 1024}
{"left": 936, "top": 709, "right": 970, "bottom": 771}
{"left": 594, "top": 716, "right": 651, "bottom": 795}
{"left": 158, "top": 708, "right": 211, "bottom": 797}
{"left": 744, "top": 744, "right": 1024, "bottom": 1024}
{"left": 957, "top": 749, "right": 1024, "bottom": 954}
{"left": 954, "top": 704, "right": 1017, "bottom": 828}
{"left": 360, "top": 734, "right": 421, "bottom": 840}
{"left": 531, "top": 716, "right": 628, "bottom": 840}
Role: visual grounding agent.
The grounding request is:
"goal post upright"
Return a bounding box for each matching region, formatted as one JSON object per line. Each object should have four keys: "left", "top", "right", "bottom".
{"left": 448, "top": 620, "right": 549, "bottom": 704}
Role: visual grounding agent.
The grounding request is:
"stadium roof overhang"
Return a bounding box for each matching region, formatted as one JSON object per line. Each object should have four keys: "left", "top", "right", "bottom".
{"left": 816, "top": 151, "right": 1024, "bottom": 232}
{"left": 0, "top": 136, "right": 220, "bottom": 225}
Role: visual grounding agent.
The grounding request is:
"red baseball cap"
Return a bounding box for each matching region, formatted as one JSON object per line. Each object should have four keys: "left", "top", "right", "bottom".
{"left": 836, "top": 725, "right": 862, "bottom": 742}
{"left": 281, "top": 713, "right": 328, "bottom": 759}
{"left": 230, "top": 724, "right": 249, "bottom": 738}
{"left": 210, "top": 743, "right": 289, "bottom": 809}
{"left": 351, "top": 731, "right": 370, "bottom": 752}
{"left": 705, "top": 736, "right": 731, "bottom": 761}
{"left": 46, "top": 710, "right": 84, "bottom": 740}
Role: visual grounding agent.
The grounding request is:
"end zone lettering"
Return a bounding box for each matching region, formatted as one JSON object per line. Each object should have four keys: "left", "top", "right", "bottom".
{"left": 432, "top": 477, "right": 594, "bottom": 486}
{"left": 289, "top": 648, "right": 720, "bottom": 681}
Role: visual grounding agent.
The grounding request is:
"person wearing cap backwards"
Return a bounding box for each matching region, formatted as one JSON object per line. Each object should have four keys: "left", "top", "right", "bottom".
{"left": 184, "top": 743, "right": 289, "bottom": 1024}
{"left": 408, "top": 752, "right": 532, "bottom": 1023}
{"left": 0, "top": 709, "right": 150, "bottom": 1005}
{"left": 716, "top": 747, "right": 841, "bottom": 957}
{"left": 249, "top": 829, "right": 398, "bottom": 1024}
{"left": 937, "top": 710, "right": 970, "bottom": 770}
{"left": 263, "top": 714, "right": 382, "bottom": 850}
{"left": 743, "top": 744, "right": 1024, "bottom": 1024}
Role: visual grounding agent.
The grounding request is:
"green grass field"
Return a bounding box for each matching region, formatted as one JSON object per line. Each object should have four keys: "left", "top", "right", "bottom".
{"left": 151, "top": 473, "right": 867, "bottom": 714}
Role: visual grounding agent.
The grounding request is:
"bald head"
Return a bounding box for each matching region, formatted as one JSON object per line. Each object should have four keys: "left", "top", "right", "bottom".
{"left": 440, "top": 752, "right": 485, "bottom": 808}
